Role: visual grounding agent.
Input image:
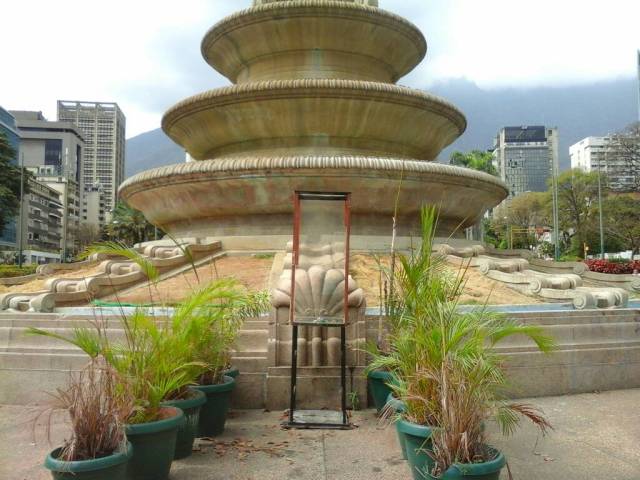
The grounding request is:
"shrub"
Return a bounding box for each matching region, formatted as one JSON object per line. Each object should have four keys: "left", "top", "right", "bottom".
{"left": 585, "top": 259, "right": 640, "bottom": 274}
{"left": 0, "top": 265, "right": 37, "bottom": 278}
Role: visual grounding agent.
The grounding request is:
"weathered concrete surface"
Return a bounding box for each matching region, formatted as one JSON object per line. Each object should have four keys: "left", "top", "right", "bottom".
{"left": 2, "top": 390, "right": 639, "bottom": 480}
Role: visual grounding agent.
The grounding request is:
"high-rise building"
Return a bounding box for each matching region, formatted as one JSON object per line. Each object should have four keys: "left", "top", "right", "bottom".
{"left": 57, "top": 101, "right": 126, "bottom": 217}
{"left": 493, "top": 126, "right": 559, "bottom": 200}
{"left": 11, "top": 111, "right": 84, "bottom": 258}
{"left": 570, "top": 136, "right": 637, "bottom": 191}
{"left": 0, "top": 107, "right": 21, "bottom": 249}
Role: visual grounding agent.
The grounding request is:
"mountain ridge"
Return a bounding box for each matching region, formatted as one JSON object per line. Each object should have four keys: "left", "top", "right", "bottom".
{"left": 125, "top": 77, "right": 638, "bottom": 177}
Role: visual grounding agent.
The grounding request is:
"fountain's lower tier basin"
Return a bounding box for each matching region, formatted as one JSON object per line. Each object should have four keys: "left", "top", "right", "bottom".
{"left": 119, "top": 156, "right": 507, "bottom": 250}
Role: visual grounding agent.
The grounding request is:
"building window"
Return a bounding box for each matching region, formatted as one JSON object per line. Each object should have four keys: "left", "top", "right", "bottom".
{"left": 44, "top": 139, "right": 63, "bottom": 170}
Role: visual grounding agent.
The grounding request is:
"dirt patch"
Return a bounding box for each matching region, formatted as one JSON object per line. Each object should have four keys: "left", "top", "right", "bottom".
{"left": 350, "top": 253, "right": 539, "bottom": 306}
{"left": 110, "top": 256, "right": 273, "bottom": 305}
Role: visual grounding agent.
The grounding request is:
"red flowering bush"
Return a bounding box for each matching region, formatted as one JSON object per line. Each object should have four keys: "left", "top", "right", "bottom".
{"left": 585, "top": 259, "right": 640, "bottom": 275}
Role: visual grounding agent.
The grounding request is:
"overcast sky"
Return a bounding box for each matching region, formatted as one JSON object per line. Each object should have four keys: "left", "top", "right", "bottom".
{"left": 1, "top": 0, "right": 638, "bottom": 137}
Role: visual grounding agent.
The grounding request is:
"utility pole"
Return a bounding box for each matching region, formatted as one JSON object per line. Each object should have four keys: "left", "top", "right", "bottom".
{"left": 17, "top": 152, "right": 25, "bottom": 268}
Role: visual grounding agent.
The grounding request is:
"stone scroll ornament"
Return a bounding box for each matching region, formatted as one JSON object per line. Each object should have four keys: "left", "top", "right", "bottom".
{"left": 271, "top": 242, "right": 365, "bottom": 367}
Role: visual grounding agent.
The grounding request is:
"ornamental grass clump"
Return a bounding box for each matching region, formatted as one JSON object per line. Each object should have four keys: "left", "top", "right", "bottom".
{"left": 46, "top": 360, "right": 134, "bottom": 462}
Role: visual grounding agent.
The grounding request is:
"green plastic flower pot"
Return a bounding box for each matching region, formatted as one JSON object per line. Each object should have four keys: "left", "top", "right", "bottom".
{"left": 193, "top": 375, "right": 236, "bottom": 437}
{"left": 428, "top": 448, "right": 506, "bottom": 480}
{"left": 161, "top": 389, "right": 206, "bottom": 460}
{"left": 224, "top": 366, "right": 240, "bottom": 379}
{"left": 367, "top": 370, "right": 395, "bottom": 413}
{"left": 386, "top": 393, "right": 407, "bottom": 460}
{"left": 44, "top": 442, "right": 132, "bottom": 480}
{"left": 125, "top": 407, "right": 184, "bottom": 480}
{"left": 397, "top": 418, "right": 434, "bottom": 480}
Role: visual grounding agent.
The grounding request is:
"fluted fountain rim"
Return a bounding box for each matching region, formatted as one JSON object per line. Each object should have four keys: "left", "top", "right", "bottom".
{"left": 162, "top": 79, "right": 467, "bottom": 137}
{"left": 119, "top": 156, "right": 508, "bottom": 198}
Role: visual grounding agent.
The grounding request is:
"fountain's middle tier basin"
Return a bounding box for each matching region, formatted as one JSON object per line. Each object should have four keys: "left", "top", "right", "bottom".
{"left": 162, "top": 80, "right": 466, "bottom": 161}
{"left": 119, "top": 157, "right": 507, "bottom": 245}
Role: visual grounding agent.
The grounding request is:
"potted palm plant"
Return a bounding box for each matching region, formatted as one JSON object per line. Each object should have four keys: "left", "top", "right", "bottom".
{"left": 176, "top": 280, "right": 268, "bottom": 437}
{"left": 369, "top": 206, "right": 556, "bottom": 480}
{"left": 43, "top": 360, "right": 134, "bottom": 480}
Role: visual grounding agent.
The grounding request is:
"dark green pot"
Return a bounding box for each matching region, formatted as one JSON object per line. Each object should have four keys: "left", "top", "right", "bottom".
{"left": 367, "top": 370, "right": 394, "bottom": 413}
{"left": 427, "top": 448, "right": 506, "bottom": 480}
{"left": 44, "top": 442, "right": 132, "bottom": 480}
{"left": 397, "top": 419, "right": 434, "bottom": 480}
{"left": 161, "top": 389, "right": 206, "bottom": 460}
{"left": 125, "top": 407, "right": 184, "bottom": 480}
{"left": 224, "top": 366, "right": 240, "bottom": 379}
{"left": 193, "top": 375, "right": 236, "bottom": 437}
{"left": 386, "top": 393, "right": 407, "bottom": 460}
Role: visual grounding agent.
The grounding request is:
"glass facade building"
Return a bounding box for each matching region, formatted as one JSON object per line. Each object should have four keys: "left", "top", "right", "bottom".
{"left": 493, "top": 126, "right": 559, "bottom": 201}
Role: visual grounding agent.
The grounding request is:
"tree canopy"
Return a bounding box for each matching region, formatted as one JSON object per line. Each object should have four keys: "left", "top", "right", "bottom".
{"left": 0, "top": 131, "right": 29, "bottom": 238}
{"left": 449, "top": 150, "right": 498, "bottom": 176}
{"left": 107, "top": 201, "right": 160, "bottom": 246}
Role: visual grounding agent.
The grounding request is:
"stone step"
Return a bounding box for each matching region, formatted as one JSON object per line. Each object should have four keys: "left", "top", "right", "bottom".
{"left": 494, "top": 322, "right": 640, "bottom": 348}
{"left": 236, "top": 329, "right": 268, "bottom": 351}
{"left": 230, "top": 356, "right": 268, "bottom": 373}
{"left": 496, "top": 339, "right": 640, "bottom": 354}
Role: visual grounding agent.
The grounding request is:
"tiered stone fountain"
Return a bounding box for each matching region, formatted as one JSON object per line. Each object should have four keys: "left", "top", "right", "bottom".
{"left": 118, "top": 0, "right": 509, "bottom": 408}
{"left": 119, "top": 0, "right": 508, "bottom": 250}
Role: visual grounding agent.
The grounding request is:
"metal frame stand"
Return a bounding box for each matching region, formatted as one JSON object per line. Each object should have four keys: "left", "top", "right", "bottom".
{"left": 283, "top": 190, "right": 353, "bottom": 430}
{"left": 284, "top": 323, "right": 351, "bottom": 430}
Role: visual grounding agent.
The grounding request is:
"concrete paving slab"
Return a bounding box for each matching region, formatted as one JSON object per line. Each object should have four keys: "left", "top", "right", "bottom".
{"left": 1, "top": 389, "right": 639, "bottom": 480}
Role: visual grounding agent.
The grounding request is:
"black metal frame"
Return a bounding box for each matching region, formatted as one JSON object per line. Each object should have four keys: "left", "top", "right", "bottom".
{"left": 284, "top": 191, "right": 352, "bottom": 430}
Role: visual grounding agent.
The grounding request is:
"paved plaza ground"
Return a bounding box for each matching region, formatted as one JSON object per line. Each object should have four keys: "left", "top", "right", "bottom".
{"left": 1, "top": 389, "right": 638, "bottom": 480}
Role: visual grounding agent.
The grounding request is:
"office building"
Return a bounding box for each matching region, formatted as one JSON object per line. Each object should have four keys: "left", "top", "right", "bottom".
{"left": 57, "top": 101, "right": 126, "bottom": 217}
{"left": 0, "top": 107, "right": 21, "bottom": 248}
{"left": 11, "top": 111, "right": 83, "bottom": 258}
{"left": 493, "top": 126, "right": 559, "bottom": 200}
{"left": 570, "top": 136, "right": 638, "bottom": 192}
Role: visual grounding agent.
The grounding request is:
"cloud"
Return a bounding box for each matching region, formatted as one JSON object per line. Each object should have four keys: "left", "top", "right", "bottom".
{"left": 0, "top": 0, "right": 638, "bottom": 137}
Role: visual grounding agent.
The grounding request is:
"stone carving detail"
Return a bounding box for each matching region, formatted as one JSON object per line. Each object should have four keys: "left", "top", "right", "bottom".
{"left": 271, "top": 242, "right": 366, "bottom": 367}
{"left": 441, "top": 243, "right": 631, "bottom": 310}
{"left": 0, "top": 240, "right": 221, "bottom": 313}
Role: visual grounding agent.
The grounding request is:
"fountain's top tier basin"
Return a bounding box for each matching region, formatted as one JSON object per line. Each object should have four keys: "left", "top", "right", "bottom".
{"left": 162, "top": 79, "right": 465, "bottom": 161}
{"left": 202, "top": 0, "right": 426, "bottom": 84}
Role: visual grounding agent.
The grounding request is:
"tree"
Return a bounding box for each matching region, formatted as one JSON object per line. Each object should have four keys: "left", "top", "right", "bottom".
{"left": 506, "top": 192, "right": 550, "bottom": 229}
{"left": 106, "top": 201, "right": 159, "bottom": 246}
{"left": 609, "top": 122, "right": 640, "bottom": 192}
{"left": 601, "top": 194, "right": 640, "bottom": 255}
{"left": 0, "top": 131, "right": 30, "bottom": 238}
{"left": 449, "top": 150, "right": 498, "bottom": 176}
{"left": 555, "top": 169, "right": 603, "bottom": 258}
{"left": 76, "top": 223, "right": 103, "bottom": 252}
